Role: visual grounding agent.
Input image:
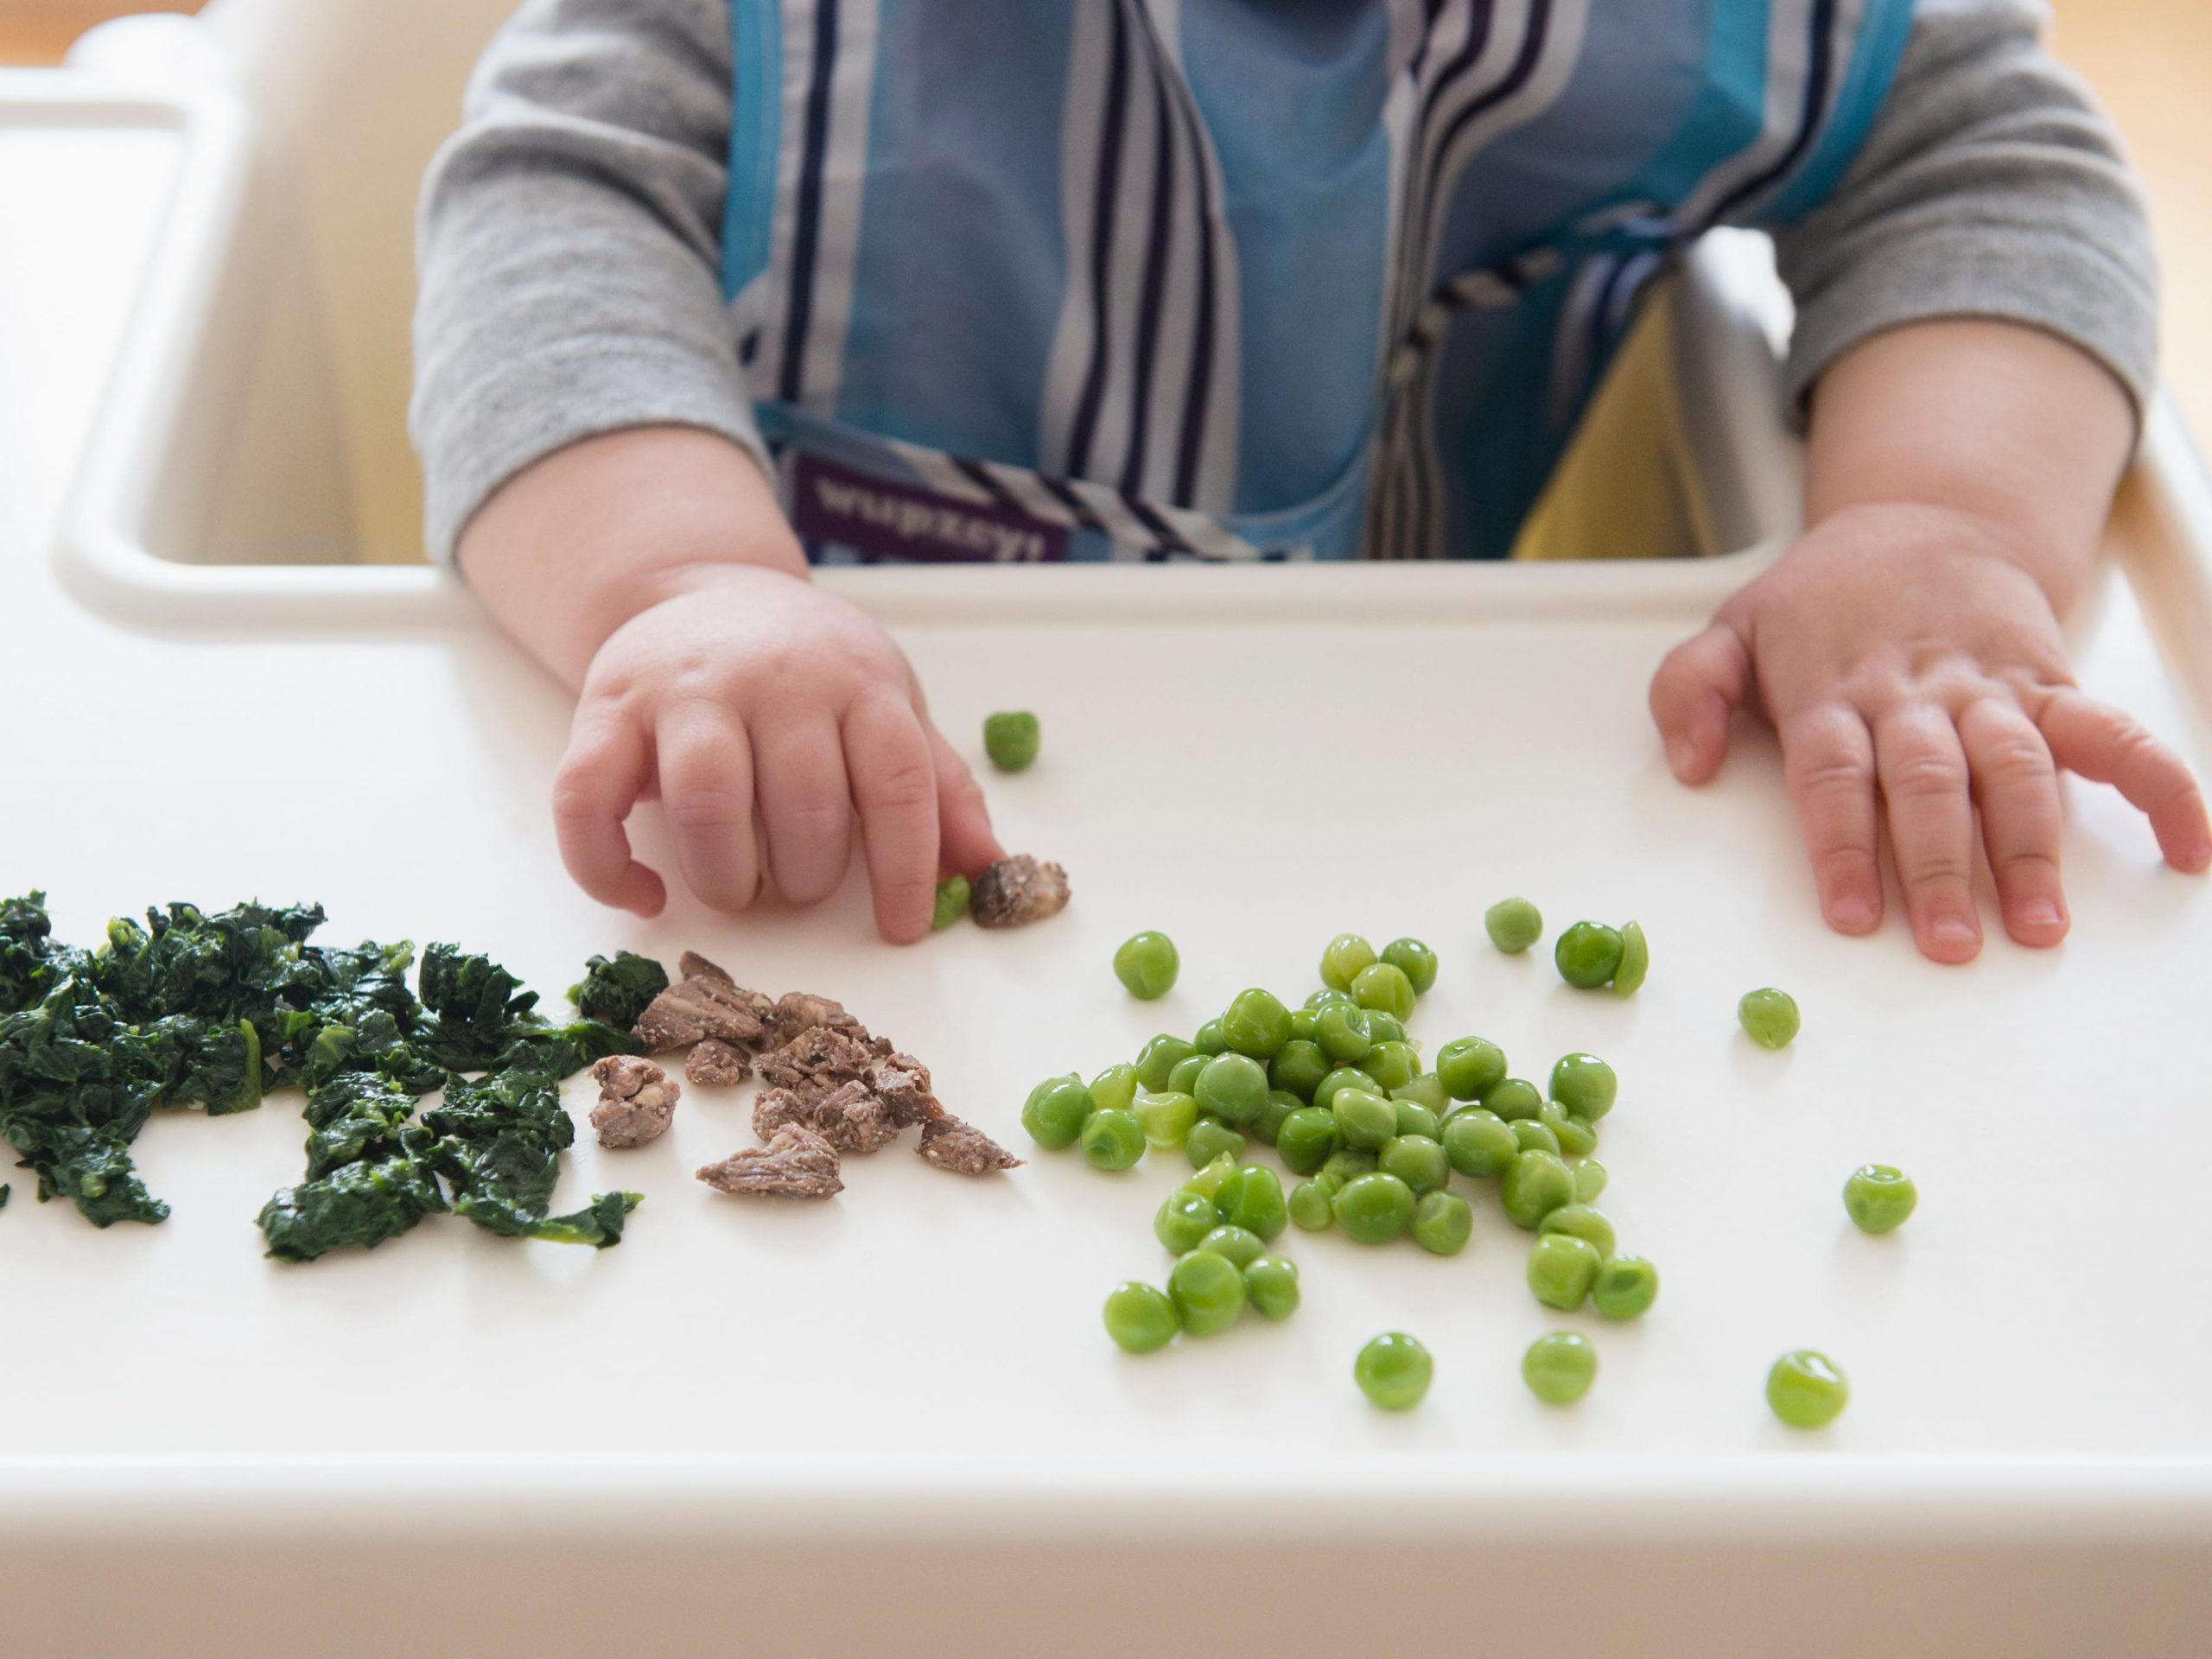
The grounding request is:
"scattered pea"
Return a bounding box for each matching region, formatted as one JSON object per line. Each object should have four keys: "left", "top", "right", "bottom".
{"left": 1319, "top": 933, "right": 1378, "bottom": 992}
{"left": 1288, "top": 1178, "right": 1337, "bottom": 1232}
{"left": 1592, "top": 1255, "right": 1658, "bottom": 1319}
{"left": 1441, "top": 1108, "right": 1517, "bottom": 1179}
{"left": 1197, "top": 1224, "right": 1266, "bottom": 1269}
{"left": 1537, "top": 1203, "right": 1617, "bottom": 1259}
{"left": 1391, "top": 1099, "right": 1442, "bottom": 1141}
{"left": 1766, "top": 1350, "right": 1849, "bottom": 1428}
{"left": 1435, "top": 1036, "right": 1508, "bottom": 1102}
{"left": 1738, "top": 987, "right": 1801, "bottom": 1049}
{"left": 1538, "top": 1102, "right": 1598, "bottom": 1159}
{"left": 931, "top": 876, "right": 970, "bottom": 931}
{"left": 982, "top": 709, "right": 1040, "bottom": 772}
{"left": 1358, "top": 1039, "right": 1420, "bottom": 1093}
{"left": 1185, "top": 1118, "right": 1247, "bottom": 1168}
{"left": 1079, "top": 1107, "right": 1146, "bottom": 1172}
{"left": 1214, "top": 1165, "right": 1288, "bottom": 1241}
{"left": 1332, "top": 1172, "right": 1416, "bottom": 1243}
{"left": 1378, "top": 1134, "right": 1450, "bottom": 1197}
{"left": 1182, "top": 1152, "right": 1236, "bottom": 1199}
{"left": 1313, "top": 1067, "right": 1377, "bottom": 1114}
{"left": 1134, "top": 1089, "right": 1199, "bottom": 1148}
{"left": 1484, "top": 1077, "right": 1544, "bottom": 1122}
{"left": 1270, "top": 1039, "right": 1331, "bottom": 1101}
{"left": 1613, "top": 920, "right": 1649, "bottom": 996}
{"left": 1843, "top": 1164, "right": 1917, "bottom": 1234}
{"left": 1243, "top": 1255, "right": 1301, "bottom": 1321}
{"left": 1511, "top": 1118, "right": 1563, "bottom": 1157}
{"left": 1167, "top": 1250, "right": 1245, "bottom": 1337}
{"left": 1354, "top": 1332, "right": 1433, "bottom": 1409}
{"left": 1351, "top": 962, "right": 1417, "bottom": 1022}
{"left": 1194, "top": 1052, "right": 1268, "bottom": 1126}
{"left": 1134, "top": 1034, "right": 1198, "bottom": 1091}
{"left": 1192, "top": 1019, "right": 1228, "bottom": 1056}
{"left": 1103, "top": 1281, "right": 1179, "bottom": 1353}
{"left": 1305, "top": 988, "right": 1355, "bottom": 1012}
{"left": 1485, "top": 897, "right": 1544, "bottom": 954}
{"left": 1527, "top": 1233, "right": 1603, "bottom": 1310}
{"left": 1089, "top": 1063, "right": 1139, "bottom": 1116}
{"left": 1548, "top": 1053, "right": 1617, "bottom": 1121}
{"left": 1380, "top": 938, "right": 1439, "bottom": 995}
{"left": 1555, "top": 921, "right": 1624, "bottom": 989}
{"left": 1276, "top": 1107, "right": 1344, "bottom": 1177}
{"left": 1501, "top": 1149, "right": 1577, "bottom": 1230}
{"left": 1331, "top": 1087, "right": 1398, "bottom": 1152}
{"left": 1313, "top": 1001, "right": 1374, "bottom": 1064}
{"left": 1572, "top": 1158, "right": 1608, "bottom": 1203}
{"left": 1411, "top": 1190, "right": 1473, "bottom": 1255}
{"left": 1362, "top": 1010, "right": 1408, "bottom": 1045}
{"left": 1113, "top": 931, "right": 1180, "bottom": 1000}
{"left": 1221, "top": 988, "right": 1293, "bottom": 1059}
{"left": 1020, "top": 1073, "right": 1094, "bottom": 1150}
{"left": 1167, "top": 1052, "right": 1210, "bottom": 1096}
{"left": 1522, "top": 1332, "right": 1597, "bottom": 1403}
{"left": 1288, "top": 1007, "right": 1319, "bottom": 1042}
{"left": 1319, "top": 1147, "right": 1380, "bottom": 1186}
{"left": 1255, "top": 1090, "right": 1301, "bottom": 1147}
{"left": 1389, "top": 1074, "right": 1449, "bottom": 1116}
{"left": 1154, "top": 1189, "right": 1219, "bottom": 1255}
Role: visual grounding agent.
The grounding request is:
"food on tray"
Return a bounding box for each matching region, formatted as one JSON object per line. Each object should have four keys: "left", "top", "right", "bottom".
{"left": 1612, "top": 920, "right": 1649, "bottom": 996}
{"left": 916, "top": 1114, "right": 1022, "bottom": 1174}
{"left": 696, "top": 1123, "right": 845, "bottom": 1199}
{"left": 1112, "top": 930, "right": 1179, "bottom": 1000}
{"left": 1522, "top": 1332, "right": 1598, "bottom": 1404}
{"left": 1554, "top": 920, "right": 1625, "bottom": 989}
{"left": 589, "top": 1054, "right": 679, "bottom": 1147}
{"left": 1592, "top": 1255, "right": 1659, "bottom": 1319}
{"left": 569, "top": 950, "right": 670, "bottom": 1029}
{"left": 634, "top": 954, "right": 774, "bottom": 1053}
{"left": 1166, "top": 1249, "right": 1244, "bottom": 1337}
{"left": 686, "top": 1037, "right": 751, "bottom": 1086}
{"left": 1767, "top": 1349, "right": 1849, "bottom": 1428}
{"left": 1379, "top": 937, "right": 1439, "bottom": 995}
{"left": 931, "top": 875, "right": 971, "bottom": 931}
{"left": 1738, "top": 986, "right": 1802, "bottom": 1049}
{"left": 982, "top": 709, "right": 1041, "bottom": 772}
{"left": 1484, "top": 896, "right": 1544, "bottom": 953}
{"left": 1354, "top": 1332, "right": 1433, "bottom": 1410}
{"left": 1843, "top": 1164, "right": 1916, "bottom": 1234}
{"left": 969, "top": 855, "right": 1070, "bottom": 928}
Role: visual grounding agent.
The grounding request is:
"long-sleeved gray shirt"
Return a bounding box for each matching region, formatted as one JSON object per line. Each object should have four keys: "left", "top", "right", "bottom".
{"left": 410, "top": 0, "right": 2158, "bottom": 565}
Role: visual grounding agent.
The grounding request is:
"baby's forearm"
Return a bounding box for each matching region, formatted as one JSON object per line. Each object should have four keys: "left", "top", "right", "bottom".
{"left": 1801, "top": 318, "right": 2135, "bottom": 616}
{"left": 457, "top": 428, "right": 807, "bottom": 690}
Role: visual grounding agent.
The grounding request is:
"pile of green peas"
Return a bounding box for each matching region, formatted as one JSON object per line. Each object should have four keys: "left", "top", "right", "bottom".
{"left": 1104, "top": 1157, "right": 1300, "bottom": 1351}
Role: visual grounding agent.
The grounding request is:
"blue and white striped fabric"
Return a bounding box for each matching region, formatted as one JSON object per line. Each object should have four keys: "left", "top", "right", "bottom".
{"left": 720, "top": 0, "right": 1912, "bottom": 563}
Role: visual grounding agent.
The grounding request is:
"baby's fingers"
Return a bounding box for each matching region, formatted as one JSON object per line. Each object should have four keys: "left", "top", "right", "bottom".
{"left": 1958, "top": 698, "right": 2068, "bottom": 946}
{"left": 928, "top": 721, "right": 1003, "bottom": 878}
{"left": 1781, "top": 703, "right": 1882, "bottom": 935}
{"left": 657, "top": 700, "right": 762, "bottom": 913}
{"left": 844, "top": 691, "right": 941, "bottom": 944}
{"left": 1649, "top": 621, "right": 1752, "bottom": 784}
{"left": 553, "top": 709, "right": 666, "bottom": 917}
{"left": 2037, "top": 688, "right": 2212, "bottom": 873}
{"left": 1874, "top": 707, "right": 1981, "bottom": 963}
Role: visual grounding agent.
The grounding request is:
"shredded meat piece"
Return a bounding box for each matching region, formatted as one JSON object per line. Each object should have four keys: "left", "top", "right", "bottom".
{"left": 769, "top": 990, "right": 867, "bottom": 1046}
{"left": 969, "top": 855, "right": 1071, "bottom": 928}
{"left": 634, "top": 960, "right": 775, "bottom": 1053}
{"left": 917, "top": 1115, "right": 1023, "bottom": 1174}
{"left": 588, "top": 1055, "right": 680, "bottom": 1148}
{"left": 866, "top": 1053, "right": 943, "bottom": 1126}
{"left": 753, "top": 1080, "right": 906, "bottom": 1154}
{"left": 684, "top": 1037, "right": 752, "bottom": 1087}
{"left": 696, "top": 1123, "right": 844, "bottom": 1198}
{"left": 756, "top": 1024, "right": 880, "bottom": 1096}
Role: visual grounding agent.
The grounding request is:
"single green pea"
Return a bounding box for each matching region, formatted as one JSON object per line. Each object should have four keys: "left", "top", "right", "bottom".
{"left": 1573, "top": 1158, "right": 1609, "bottom": 1203}
{"left": 1391, "top": 1099, "right": 1442, "bottom": 1141}
{"left": 1288, "top": 1007, "right": 1319, "bottom": 1041}
{"left": 1276, "top": 1106, "right": 1344, "bottom": 1177}
{"left": 1254, "top": 1090, "right": 1301, "bottom": 1147}
{"left": 1378, "top": 937, "right": 1438, "bottom": 995}
{"left": 1843, "top": 1164, "right": 1917, "bottom": 1234}
{"left": 1192, "top": 1019, "right": 1228, "bottom": 1056}
{"left": 1522, "top": 1332, "right": 1598, "bottom": 1404}
{"left": 1194, "top": 1052, "right": 1269, "bottom": 1127}
{"left": 1197, "top": 1224, "right": 1266, "bottom": 1269}
{"left": 1537, "top": 1203, "right": 1617, "bottom": 1259}
{"left": 1351, "top": 961, "right": 1417, "bottom": 1022}
{"left": 1389, "top": 1074, "right": 1448, "bottom": 1116}
{"left": 1221, "top": 987, "right": 1294, "bottom": 1059}
{"left": 1767, "top": 1350, "right": 1849, "bottom": 1428}
{"left": 1288, "top": 1178, "right": 1337, "bottom": 1232}
{"left": 931, "top": 875, "right": 970, "bottom": 931}
{"left": 1270, "top": 1039, "right": 1332, "bottom": 1101}
{"left": 1592, "top": 1255, "right": 1658, "bottom": 1319}
{"left": 1332, "top": 1172, "right": 1416, "bottom": 1243}
{"left": 1528, "top": 1232, "right": 1604, "bottom": 1310}
{"left": 1411, "top": 1190, "right": 1474, "bottom": 1256}
{"left": 1441, "top": 1109, "right": 1518, "bottom": 1179}
{"left": 1313, "top": 1065, "right": 1380, "bottom": 1115}
{"left": 1214, "top": 1165, "right": 1288, "bottom": 1241}
{"left": 1079, "top": 1107, "right": 1146, "bottom": 1172}
{"left": 1167, "top": 1249, "right": 1245, "bottom": 1338}
{"left": 1555, "top": 921, "right": 1624, "bottom": 989}
{"left": 1304, "top": 988, "right": 1356, "bottom": 1013}
{"left": 1548, "top": 1053, "right": 1618, "bottom": 1121}
{"left": 1502, "top": 1149, "right": 1578, "bottom": 1230}
{"left": 1167, "top": 1053, "right": 1211, "bottom": 1096}
{"left": 1134, "top": 1033, "right": 1198, "bottom": 1090}
{"left": 1354, "top": 1332, "right": 1433, "bottom": 1409}
{"left": 1185, "top": 1118, "right": 1248, "bottom": 1168}
{"left": 1436, "top": 1037, "right": 1509, "bottom": 1102}
{"left": 1319, "top": 1147, "right": 1380, "bottom": 1186}
{"left": 1485, "top": 897, "right": 1544, "bottom": 954}
{"left": 1020, "top": 1073, "right": 1095, "bottom": 1150}
{"left": 1361, "top": 1009, "right": 1408, "bottom": 1045}
{"left": 1090, "top": 1063, "right": 1139, "bottom": 1116}
{"left": 1378, "top": 1134, "right": 1451, "bottom": 1197}
{"left": 1511, "top": 1119, "right": 1562, "bottom": 1157}
{"left": 1113, "top": 931, "right": 1180, "bottom": 1000}
{"left": 1134, "top": 1089, "right": 1199, "bottom": 1148}
{"left": 1103, "top": 1281, "right": 1179, "bottom": 1354}
{"left": 1538, "top": 1101, "right": 1599, "bottom": 1159}
{"left": 1319, "top": 932, "right": 1378, "bottom": 992}
{"left": 1484, "top": 1077, "right": 1544, "bottom": 1122}
{"left": 982, "top": 709, "right": 1040, "bottom": 772}
{"left": 1313, "top": 1001, "right": 1374, "bottom": 1064}
{"left": 1358, "top": 1039, "right": 1420, "bottom": 1093}
{"left": 1154, "top": 1189, "right": 1220, "bottom": 1255}
{"left": 1243, "top": 1255, "right": 1300, "bottom": 1321}
{"left": 1331, "top": 1087, "right": 1399, "bottom": 1152}
{"left": 1613, "top": 920, "right": 1649, "bottom": 997}
{"left": 1738, "top": 987, "right": 1801, "bottom": 1049}
{"left": 1182, "top": 1152, "right": 1236, "bottom": 1199}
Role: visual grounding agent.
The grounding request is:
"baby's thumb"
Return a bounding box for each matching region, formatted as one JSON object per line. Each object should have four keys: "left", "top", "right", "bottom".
{"left": 1649, "top": 622, "right": 1751, "bottom": 785}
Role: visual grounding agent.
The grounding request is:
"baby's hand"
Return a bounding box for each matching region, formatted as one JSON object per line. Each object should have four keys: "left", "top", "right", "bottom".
{"left": 554, "top": 565, "right": 1001, "bottom": 942}
{"left": 1649, "top": 502, "right": 2211, "bottom": 961}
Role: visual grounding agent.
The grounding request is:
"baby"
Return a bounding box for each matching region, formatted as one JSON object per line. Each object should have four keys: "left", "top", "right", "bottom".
{"left": 413, "top": 0, "right": 2209, "bottom": 956}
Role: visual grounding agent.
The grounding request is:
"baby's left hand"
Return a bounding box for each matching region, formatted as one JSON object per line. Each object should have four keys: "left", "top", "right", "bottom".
{"left": 1649, "top": 500, "right": 2212, "bottom": 962}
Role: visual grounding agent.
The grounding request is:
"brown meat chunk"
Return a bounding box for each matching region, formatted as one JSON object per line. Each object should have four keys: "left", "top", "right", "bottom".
{"left": 634, "top": 960, "right": 775, "bottom": 1054}
{"left": 969, "top": 855, "right": 1071, "bottom": 928}
{"left": 685, "top": 1037, "right": 753, "bottom": 1086}
{"left": 588, "top": 1055, "right": 680, "bottom": 1148}
{"left": 917, "top": 1115, "right": 1023, "bottom": 1174}
{"left": 769, "top": 990, "right": 867, "bottom": 1046}
{"left": 753, "top": 1079, "right": 906, "bottom": 1154}
{"left": 696, "top": 1124, "right": 843, "bottom": 1199}
{"left": 756, "top": 1024, "right": 880, "bottom": 1096}
{"left": 867, "top": 1053, "right": 943, "bottom": 1127}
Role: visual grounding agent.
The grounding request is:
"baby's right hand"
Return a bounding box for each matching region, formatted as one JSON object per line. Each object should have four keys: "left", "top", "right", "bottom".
{"left": 553, "top": 564, "right": 1001, "bottom": 942}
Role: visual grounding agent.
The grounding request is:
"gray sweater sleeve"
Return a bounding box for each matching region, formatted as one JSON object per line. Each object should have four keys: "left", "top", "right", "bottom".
{"left": 1774, "top": 0, "right": 2158, "bottom": 425}
{"left": 410, "top": 0, "right": 758, "bottom": 565}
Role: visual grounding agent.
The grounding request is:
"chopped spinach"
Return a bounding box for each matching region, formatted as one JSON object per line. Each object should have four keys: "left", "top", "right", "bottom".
{"left": 568, "top": 950, "right": 669, "bottom": 1030}
{"left": 257, "top": 1153, "right": 448, "bottom": 1263}
{"left": 421, "top": 1069, "right": 640, "bottom": 1247}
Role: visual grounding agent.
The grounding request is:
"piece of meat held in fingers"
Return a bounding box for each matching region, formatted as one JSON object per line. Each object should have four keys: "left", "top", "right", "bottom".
{"left": 634, "top": 956, "right": 774, "bottom": 1054}
{"left": 753, "top": 1079, "right": 906, "bottom": 1154}
{"left": 696, "top": 1124, "right": 843, "bottom": 1199}
{"left": 917, "top": 1115, "right": 1023, "bottom": 1174}
{"left": 685, "top": 1037, "right": 752, "bottom": 1087}
{"left": 589, "top": 1055, "right": 680, "bottom": 1148}
{"left": 969, "top": 855, "right": 1071, "bottom": 928}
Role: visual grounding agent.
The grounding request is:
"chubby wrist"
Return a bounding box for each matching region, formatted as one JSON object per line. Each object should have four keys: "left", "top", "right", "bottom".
{"left": 1803, "top": 497, "right": 2089, "bottom": 618}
